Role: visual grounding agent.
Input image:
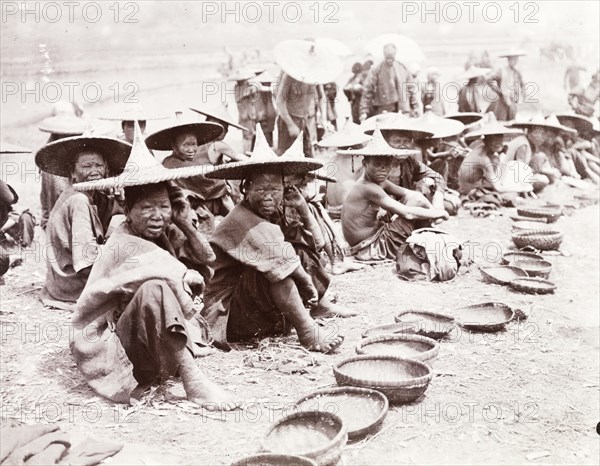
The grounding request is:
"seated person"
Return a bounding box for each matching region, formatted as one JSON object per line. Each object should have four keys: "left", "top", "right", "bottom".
{"left": 341, "top": 129, "right": 448, "bottom": 261}
{"left": 35, "top": 135, "right": 131, "bottom": 307}
{"left": 202, "top": 126, "right": 344, "bottom": 353}
{"left": 556, "top": 114, "right": 600, "bottom": 184}
{"left": 0, "top": 181, "right": 35, "bottom": 249}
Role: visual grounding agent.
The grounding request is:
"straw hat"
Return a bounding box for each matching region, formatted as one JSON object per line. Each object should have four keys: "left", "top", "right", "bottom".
{"left": 444, "top": 112, "right": 484, "bottom": 126}
{"left": 35, "top": 134, "right": 132, "bottom": 178}
{"left": 315, "top": 37, "right": 353, "bottom": 57}
{"left": 498, "top": 49, "right": 527, "bottom": 58}
{"left": 227, "top": 68, "right": 256, "bottom": 82}
{"left": 73, "top": 121, "right": 217, "bottom": 192}
{"left": 555, "top": 113, "right": 594, "bottom": 138}
{"left": 98, "top": 104, "right": 168, "bottom": 122}
{"left": 206, "top": 124, "right": 322, "bottom": 180}
{"left": 274, "top": 39, "right": 343, "bottom": 84}
{"left": 464, "top": 112, "right": 523, "bottom": 140}
{"left": 281, "top": 133, "right": 337, "bottom": 182}
{"left": 38, "top": 114, "right": 88, "bottom": 135}
{"left": 189, "top": 103, "right": 248, "bottom": 131}
{"left": 362, "top": 113, "right": 434, "bottom": 140}
{"left": 253, "top": 69, "right": 278, "bottom": 84}
{"left": 317, "top": 120, "right": 372, "bottom": 148}
{"left": 460, "top": 66, "right": 490, "bottom": 81}
{"left": 408, "top": 111, "right": 465, "bottom": 139}
{"left": 509, "top": 113, "right": 577, "bottom": 136}
{"left": 1, "top": 141, "right": 31, "bottom": 154}
{"left": 145, "top": 121, "right": 224, "bottom": 151}
{"left": 337, "top": 127, "right": 420, "bottom": 159}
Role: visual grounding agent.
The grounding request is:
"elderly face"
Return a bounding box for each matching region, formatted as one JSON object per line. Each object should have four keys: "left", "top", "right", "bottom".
{"left": 71, "top": 152, "right": 107, "bottom": 183}
{"left": 387, "top": 133, "right": 415, "bottom": 150}
{"left": 125, "top": 185, "right": 172, "bottom": 240}
{"left": 172, "top": 132, "right": 198, "bottom": 161}
{"left": 383, "top": 44, "right": 396, "bottom": 65}
{"left": 363, "top": 156, "right": 394, "bottom": 184}
{"left": 245, "top": 172, "right": 283, "bottom": 219}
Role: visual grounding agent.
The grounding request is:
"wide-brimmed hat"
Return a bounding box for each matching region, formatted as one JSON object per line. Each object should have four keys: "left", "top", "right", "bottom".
{"left": 315, "top": 37, "right": 353, "bottom": 57}
{"left": 464, "top": 112, "right": 523, "bottom": 140}
{"left": 509, "top": 113, "right": 577, "bottom": 136}
{"left": 189, "top": 103, "right": 248, "bottom": 131}
{"left": 281, "top": 133, "right": 337, "bottom": 182}
{"left": 498, "top": 49, "right": 527, "bottom": 58}
{"left": 365, "top": 33, "right": 426, "bottom": 64}
{"left": 35, "top": 134, "right": 132, "bottom": 178}
{"left": 338, "top": 127, "right": 420, "bottom": 159}
{"left": 253, "top": 69, "right": 278, "bottom": 84}
{"left": 145, "top": 121, "right": 224, "bottom": 151}
{"left": 73, "top": 121, "right": 217, "bottom": 191}
{"left": 317, "top": 120, "right": 372, "bottom": 148}
{"left": 38, "top": 114, "right": 87, "bottom": 135}
{"left": 461, "top": 66, "right": 490, "bottom": 81}
{"left": 555, "top": 113, "right": 594, "bottom": 138}
{"left": 1, "top": 141, "right": 31, "bottom": 154}
{"left": 206, "top": 124, "right": 322, "bottom": 180}
{"left": 444, "top": 112, "right": 484, "bottom": 126}
{"left": 98, "top": 104, "right": 168, "bottom": 122}
{"left": 274, "top": 39, "right": 343, "bottom": 84}
{"left": 408, "top": 111, "right": 465, "bottom": 139}
{"left": 362, "top": 113, "right": 434, "bottom": 140}
{"left": 227, "top": 68, "right": 256, "bottom": 82}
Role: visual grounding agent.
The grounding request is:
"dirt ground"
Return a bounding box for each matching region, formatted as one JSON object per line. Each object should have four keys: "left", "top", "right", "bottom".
{"left": 1, "top": 58, "right": 599, "bottom": 465}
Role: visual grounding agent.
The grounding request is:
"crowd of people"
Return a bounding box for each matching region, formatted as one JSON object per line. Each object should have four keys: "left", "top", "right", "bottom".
{"left": 1, "top": 39, "right": 598, "bottom": 410}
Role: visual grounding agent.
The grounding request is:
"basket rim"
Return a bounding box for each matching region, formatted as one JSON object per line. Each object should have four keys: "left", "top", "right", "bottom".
{"left": 361, "top": 322, "right": 419, "bottom": 338}
{"left": 511, "top": 230, "right": 563, "bottom": 238}
{"left": 355, "top": 334, "right": 440, "bottom": 361}
{"left": 480, "top": 265, "right": 529, "bottom": 284}
{"left": 231, "top": 453, "right": 318, "bottom": 466}
{"left": 510, "top": 277, "right": 557, "bottom": 292}
{"left": 395, "top": 309, "right": 456, "bottom": 324}
{"left": 333, "top": 355, "right": 433, "bottom": 388}
{"left": 261, "top": 410, "right": 347, "bottom": 458}
{"left": 453, "top": 302, "right": 515, "bottom": 330}
{"left": 501, "top": 251, "right": 544, "bottom": 264}
{"left": 294, "top": 386, "right": 389, "bottom": 440}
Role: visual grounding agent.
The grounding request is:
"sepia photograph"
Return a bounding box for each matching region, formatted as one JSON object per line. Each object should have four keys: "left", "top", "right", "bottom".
{"left": 1, "top": 1, "right": 599, "bottom": 464}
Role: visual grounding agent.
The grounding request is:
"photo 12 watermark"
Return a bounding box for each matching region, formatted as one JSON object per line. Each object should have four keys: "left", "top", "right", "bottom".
{"left": 1, "top": 1, "right": 140, "bottom": 24}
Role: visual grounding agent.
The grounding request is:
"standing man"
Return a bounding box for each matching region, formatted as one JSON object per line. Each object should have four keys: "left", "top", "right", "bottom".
{"left": 488, "top": 50, "right": 526, "bottom": 121}
{"left": 359, "top": 43, "right": 420, "bottom": 121}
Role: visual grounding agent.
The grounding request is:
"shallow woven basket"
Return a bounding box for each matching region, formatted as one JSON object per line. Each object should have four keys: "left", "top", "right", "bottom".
{"left": 294, "top": 387, "right": 389, "bottom": 442}
{"left": 480, "top": 266, "right": 528, "bottom": 285}
{"left": 394, "top": 310, "right": 456, "bottom": 340}
{"left": 333, "top": 355, "right": 433, "bottom": 405}
{"left": 231, "top": 454, "right": 318, "bottom": 466}
{"left": 512, "top": 230, "right": 563, "bottom": 251}
{"left": 355, "top": 334, "right": 439, "bottom": 366}
{"left": 261, "top": 411, "right": 347, "bottom": 466}
{"left": 517, "top": 207, "right": 562, "bottom": 223}
{"left": 508, "top": 259, "right": 552, "bottom": 278}
{"left": 501, "top": 251, "right": 544, "bottom": 265}
{"left": 453, "top": 302, "right": 515, "bottom": 332}
{"left": 510, "top": 277, "right": 557, "bottom": 295}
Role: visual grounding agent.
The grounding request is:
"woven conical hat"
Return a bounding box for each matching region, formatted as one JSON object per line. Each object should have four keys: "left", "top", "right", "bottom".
{"left": 555, "top": 113, "right": 593, "bottom": 136}
{"left": 189, "top": 103, "right": 248, "bottom": 131}
{"left": 145, "top": 121, "right": 224, "bottom": 151}
{"left": 207, "top": 125, "right": 322, "bottom": 180}
{"left": 274, "top": 39, "right": 343, "bottom": 84}
{"left": 317, "top": 120, "right": 372, "bottom": 148}
{"left": 38, "top": 114, "right": 87, "bottom": 135}
{"left": 98, "top": 103, "right": 168, "bottom": 122}
{"left": 73, "top": 121, "right": 217, "bottom": 191}
{"left": 362, "top": 113, "right": 434, "bottom": 140}
{"left": 1, "top": 141, "right": 31, "bottom": 154}
{"left": 444, "top": 112, "right": 484, "bottom": 126}
{"left": 465, "top": 112, "right": 523, "bottom": 139}
{"left": 281, "top": 133, "right": 337, "bottom": 182}
{"left": 509, "top": 113, "right": 576, "bottom": 135}
{"left": 338, "top": 127, "right": 420, "bottom": 159}
{"left": 409, "top": 111, "right": 465, "bottom": 139}
{"left": 498, "top": 49, "right": 527, "bottom": 58}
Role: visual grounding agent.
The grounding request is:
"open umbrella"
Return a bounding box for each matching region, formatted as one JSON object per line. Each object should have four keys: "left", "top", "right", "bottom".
{"left": 365, "top": 34, "right": 426, "bottom": 65}
{"left": 274, "top": 40, "right": 343, "bottom": 84}
{"left": 315, "top": 37, "right": 353, "bottom": 57}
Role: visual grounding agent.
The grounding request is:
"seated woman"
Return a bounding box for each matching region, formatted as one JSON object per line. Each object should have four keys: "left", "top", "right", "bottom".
{"left": 35, "top": 134, "right": 131, "bottom": 308}
{"left": 202, "top": 126, "right": 344, "bottom": 353}
{"left": 556, "top": 113, "right": 600, "bottom": 184}
{"left": 341, "top": 129, "right": 449, "bottom": 261}
{"left": 70, "top": 125, "right": 237, "bottom": 410}
{"left": 146, "top": 120, "right": 224, "bottom": 235}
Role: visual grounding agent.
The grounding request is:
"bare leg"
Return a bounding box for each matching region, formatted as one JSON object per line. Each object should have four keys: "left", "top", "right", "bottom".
{"left": 270, "top": 277, "right": 344, "bottom": 353}
{"left": 178, "top": 348, "right": 239, "bottom": 411}
{"left": 312, "top": 293, "right": 359, "bottom": 318}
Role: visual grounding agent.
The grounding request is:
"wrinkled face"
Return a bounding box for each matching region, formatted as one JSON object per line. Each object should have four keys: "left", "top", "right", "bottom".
{"left": 126, "top": 186, "right": 172, "bottom": 240}
{"left": 245, "top": 172, "right": 283, "bottom": 218}
{"left": 383, "top": 45, "right": 396, "bottom": 65}
{"left": 483, "top": 134, "right": 504, "bottom": 153}
{"left": 387, "top": 133, "right": 415, "bottom": 150}
{"left": 172, "top": 132, "right": 198, "bottom": 161}
{"left": 364, "top": 157, "right": 394, "bottom": 183}
{"left": 71, "top": 152, "right": 107, "bottom": 183}
{"left": 122, "top": 120, "right": 146, "bottom": 143}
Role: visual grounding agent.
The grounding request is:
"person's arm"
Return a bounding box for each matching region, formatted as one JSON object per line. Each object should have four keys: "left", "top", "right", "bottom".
{"left": 359, "top": 68, "right": 375, "bottom": 121}
{"left": 284, "top": 186, "right": 325, "bottom": 250}
{"left": 367, "top": 182, "right": 447, "bottom": 220}
{"left": 0, "top": 181, "right": 17, "bottom": 206}
{"left": 316, "top": 84, "right": 328, "bottom": 130}
{"left": 213, "top": 141, "right": 249, "bottom": 163}
{"left": 275, "top": 73, "right": 300, "bottom": 136}
{"left": 406, "top": 72, "right": 421, "bottom": 117}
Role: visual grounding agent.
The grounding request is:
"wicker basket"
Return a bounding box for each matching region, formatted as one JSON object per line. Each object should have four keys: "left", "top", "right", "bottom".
{"left": 453, "top": 302, "right": 515, "bottom": 332}
{"left": 394, "top": 310, "right": 456, "bottom": 340}
{"left": 510, "top": 277, "right": 557, "bottom": 294}
{"left": 508, "top": 259, "right": 552, "bottom": 278}
{"left": 512, "top": 230, "right": 563, "bottom": 251}
{"left": 232, "top": 454, "right": 318, "bottom": 466}
{"left": 501, "top": 251, "right": 544, "bottom": 265}
{"left": 295, "top": 387, "right": 389, "bottom": 442}
{"left": 480, "top": 266, "right": 528, "bottom": 285}
{"left": 361, "top": 323, "right": 419, "bottom": 339}
{"left": 517, "top": 207, "right": 562, "bottom": 223}
{"left": 261, "top": 411, "right": 347, "bottom": 466}
{"left": 355, "top": 334, "right": 439, "bottom": 366}
{"left": 333, "top": 355, "right": 433, "bottom": 404}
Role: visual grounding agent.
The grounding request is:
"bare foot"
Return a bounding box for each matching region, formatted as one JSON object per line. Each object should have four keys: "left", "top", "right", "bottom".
{"left": 185, "top": 378, "right": 240, "bottom": 411}
{"left": 311, "top": 297, "right": 359, "bottom": 319}
{"left": 331, "top": 261, "right": 365, "bottom": 275}
{"left": 298, "top": 321, "right": 344, "bottom": 354}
